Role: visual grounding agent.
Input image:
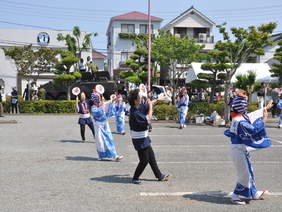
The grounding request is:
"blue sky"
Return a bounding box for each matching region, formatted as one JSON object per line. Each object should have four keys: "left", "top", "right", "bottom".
{"left": 0, "top": 0, "right": 281, "bottom": 55}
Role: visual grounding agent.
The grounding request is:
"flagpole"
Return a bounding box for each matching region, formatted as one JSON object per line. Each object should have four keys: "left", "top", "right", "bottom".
{"left": 147, "top": 0, "right": 151, "bottom": 91}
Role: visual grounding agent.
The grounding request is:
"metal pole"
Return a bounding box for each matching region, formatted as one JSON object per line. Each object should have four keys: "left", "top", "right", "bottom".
{"left": 147, "top": 0, "right": 151, "bottom": 91}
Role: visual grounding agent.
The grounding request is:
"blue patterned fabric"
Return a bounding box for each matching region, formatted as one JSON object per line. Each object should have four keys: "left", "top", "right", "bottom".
{"left": 115, "top": 101, "right": 125, "bottom": 133}
{"left": 91, "top": 101, "right": 117, "bottom": 159}
{"left": 224, "top": 109, "right": 272, "bottom": 198}
{"left": 176, "top": 95, "right": 189, "bottom": 126}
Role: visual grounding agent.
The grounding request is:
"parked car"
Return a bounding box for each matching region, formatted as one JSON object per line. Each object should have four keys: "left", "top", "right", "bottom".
{"left": 151, "top": 85, "right": 166, "bottom": 98}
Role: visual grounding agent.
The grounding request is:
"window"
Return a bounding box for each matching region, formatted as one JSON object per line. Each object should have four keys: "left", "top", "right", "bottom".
{"left": 121, "top": 24, "right": 135, "bottom": 33}
{"left": 121, "top": 52, "right": 134, "bottom": 62}
{"left": 121, "top": 52, "right": 128, "bottom": 62}
{"left": 107, "top": 32, "right": 111, "bottom": 46}
{"left": 193, "top": 28, "right": 209, "bottom": 38}
{"left": 174, "top": 27, "right": 187, "bottom": 38}
{"left": 140, "top": 24, "right": 153, "bottom": 34}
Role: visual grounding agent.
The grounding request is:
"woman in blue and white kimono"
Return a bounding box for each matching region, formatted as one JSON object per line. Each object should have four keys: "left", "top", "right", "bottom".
{"left": 224, "top": 91, "right": 273, "bottom": 205}
{"left": 115, "top": 94, "right": 126, "bottom": 135}
{"left": 176, "top": 88, "right": 189, "bottom": 129}
{"left": 91, "top": 90, "right": 123, "bottom": 161}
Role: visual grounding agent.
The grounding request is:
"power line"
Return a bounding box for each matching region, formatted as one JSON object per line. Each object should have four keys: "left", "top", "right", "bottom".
{"left": 0, "top": 0, "right": 282, "bottom": 20}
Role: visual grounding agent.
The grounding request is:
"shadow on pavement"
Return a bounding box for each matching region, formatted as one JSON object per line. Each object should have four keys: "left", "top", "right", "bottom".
{"left": 65, "top": 156, "right": 97, "bottom": 161}
{"left": 90, "top": 174, "right": 132, "bottom": 184}
{"left": 183, "top": 191, "right": 251, "bottom": 205}
{"left": 60, "top": 140, "right": 94, "bottom": 143}
{"left": 266, "top": 126, "right": 281, "bottom": 129}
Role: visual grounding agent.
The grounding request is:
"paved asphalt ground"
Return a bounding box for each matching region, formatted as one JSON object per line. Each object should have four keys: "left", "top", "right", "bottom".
{"left": 1, "top": 114, "right": 282, "bottom": 212}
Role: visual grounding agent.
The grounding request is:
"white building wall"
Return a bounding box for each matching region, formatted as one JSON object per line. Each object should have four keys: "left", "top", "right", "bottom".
{"left": 107, "top": 19, "right": 162, "bottom": 74}
{"left": 0, "top": 28, "right": 92, "bottom": 95}
{"left": 92, "top": 58, "right": 105, "bottom": 71}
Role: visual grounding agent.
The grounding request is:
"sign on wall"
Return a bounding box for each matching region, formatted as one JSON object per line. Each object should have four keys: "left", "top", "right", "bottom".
{"left": 37, "top": 32, "right": 50, "bottom": 47}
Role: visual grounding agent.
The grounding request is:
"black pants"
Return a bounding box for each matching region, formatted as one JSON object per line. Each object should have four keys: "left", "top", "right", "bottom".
{"left": 272, "top": 103, "right": 278, "bottom": 117}
{"left": 80, "top": 122, "right": 95, "bottom": 141}
{"left": 133, "top": 146, "right": 162, "bottom": 180}
{"left": 11, "top": 103, "right": 18, "bottom": 114}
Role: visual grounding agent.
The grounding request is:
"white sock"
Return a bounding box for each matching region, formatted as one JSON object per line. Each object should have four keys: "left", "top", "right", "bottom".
{"left": 231, "top": 193, "right": 242, "bottom": 201}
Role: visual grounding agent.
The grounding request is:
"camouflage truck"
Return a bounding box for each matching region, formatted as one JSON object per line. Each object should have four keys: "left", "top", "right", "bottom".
{"left": 42, "top": 71, "right": 117, "bottom": 100}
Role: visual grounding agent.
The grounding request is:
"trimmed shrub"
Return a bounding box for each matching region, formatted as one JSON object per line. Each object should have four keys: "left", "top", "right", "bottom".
{"left": 2, "top": 100, "right": 76, "bottom": 114}
{"left": 1, "top": 100, "right": 260, "bottom": 118}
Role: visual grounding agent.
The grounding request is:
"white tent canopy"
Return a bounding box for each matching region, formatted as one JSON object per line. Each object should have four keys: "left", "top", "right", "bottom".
{"left": 256, "top": 75, "right": 279, "bottom": 83}
{"left": 185, "top": 62, "right": 273, "bottom": 84}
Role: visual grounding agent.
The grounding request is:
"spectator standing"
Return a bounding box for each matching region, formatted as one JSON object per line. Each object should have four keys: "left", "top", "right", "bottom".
{"left": 165, "top": 86, "right": 172, "bottom": 105}
{"left": 257, "top": 86, "right": 265, "bottom": 109}
{"left": 86, "top": 56, "right": 91, "bottom": 66}
{"left": 11, "top": 87, "right": 18, "bottom": 114}
{"left": 23, "top": 84, "right": 32, "bottom": 101}
{"left": 78, "top": 58, "right": 87, "bottom": 73}
{"left": 198, "top": 88, "right": 206, "bottom": 102}
{"left": 276, "top": 90, "right": 282, "bottom": 128}
{"left": 271, "top": 84, "right": 281, "bottom": 118}
{"left": 228, "top": 89, "right": 237, "bottom": 122}
{"left": 37, "top": 85, "right": 46, "bottom": 100}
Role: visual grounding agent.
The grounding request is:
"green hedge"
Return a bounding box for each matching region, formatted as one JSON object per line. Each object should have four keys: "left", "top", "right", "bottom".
{"left": 2, "top": 100, "right": 259, "bottom": 119}
{"left": 154, "top": 101, "right": 226, "bottom": 120}
{"left": 154, "top": 101, "right": 259, "bottom": 120}
{"left": 2, "top": 100, "right": 76, "bottom": 114}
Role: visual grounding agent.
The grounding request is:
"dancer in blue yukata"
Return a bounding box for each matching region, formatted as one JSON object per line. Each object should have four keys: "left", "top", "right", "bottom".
{"left": 91, "top": 89, "right": 123, "bottom": 161}
{"left": 176, "top": 87, "right": 189, "bottom": 129}
{"left": 224, "top": 91, "right": 273, "bottom": 205}
{"left": 114, "top": 94, "right": 126, "bottom": 135}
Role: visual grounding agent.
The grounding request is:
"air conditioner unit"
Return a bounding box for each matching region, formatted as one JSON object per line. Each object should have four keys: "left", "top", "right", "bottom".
{"left": 174, "top": 34, "right": 180, "bottom": 38}
{"left": 199, "top": 33, "right": 207, "bottom": 43}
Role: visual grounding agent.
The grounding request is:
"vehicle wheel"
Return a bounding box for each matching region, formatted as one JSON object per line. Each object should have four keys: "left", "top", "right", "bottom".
{"left": 45, "top": 94, "right": 54, "bottom": 100}
{"left": 58, "top": 95, "right": 67, "bottom": 100}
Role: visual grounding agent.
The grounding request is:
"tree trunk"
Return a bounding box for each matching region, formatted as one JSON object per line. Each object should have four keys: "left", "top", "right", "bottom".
{"left": 67, "top": 81, "right": 71, "bottom": 100}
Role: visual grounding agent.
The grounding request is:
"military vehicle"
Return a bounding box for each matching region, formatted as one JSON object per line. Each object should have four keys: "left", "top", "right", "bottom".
{"left": 42, "top": 71, "right": 117, "bottom": 100}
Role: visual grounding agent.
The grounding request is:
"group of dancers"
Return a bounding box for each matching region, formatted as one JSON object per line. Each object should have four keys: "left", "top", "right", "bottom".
{"left": 75, "top": 90, "right": 125, "bottom": 161}
{"left": 76, "top": 85, "right": 274, "bottom": 205}
{"left": 75, "top": 85, "right": 171, "bottom": 184}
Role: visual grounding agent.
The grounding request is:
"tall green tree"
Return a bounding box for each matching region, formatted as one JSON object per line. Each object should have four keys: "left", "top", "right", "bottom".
{"left": 190, "top": 50, "right": 228, "bottom": 103}
{"left": 214, "top": 22, "right": 277, "bottom": 124}
{"left": 151, "top": 30, "right": 206, "bottom": 103}
{"left": 269, "top": 39, "right": 282, "bottom": 83}
{"left": 57, "top": 26, "right": 97, "bottom": 59}
{"left": 234, "top": 70, "right": 257, "bottom": 101}
{"left": 121, "top": 45, "right": 157, "bottom": 85}
{"left": 2, "top": 44, "right": 62, "bottom": 100}
{"left": 53, "top": 51, "right": 81, "bottom": 100}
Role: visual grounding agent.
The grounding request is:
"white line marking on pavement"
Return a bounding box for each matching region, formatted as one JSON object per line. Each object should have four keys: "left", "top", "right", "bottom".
{"left": 271, "top": 138, "right": 282, "bottom": 144}
{"left": 152, "top": 145, "right": 229, "bottom": 148}
{"left": 128, "top": 145, "right": 282, "bottom": 148}
{"left": 150, "top": 134, "right": 223, "bottom": 136}
{"left": 131, "top": 161, "right": 282, "bottom": 164}
{"left": 139, "top": 191, "right": 282, "bottom": 196}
